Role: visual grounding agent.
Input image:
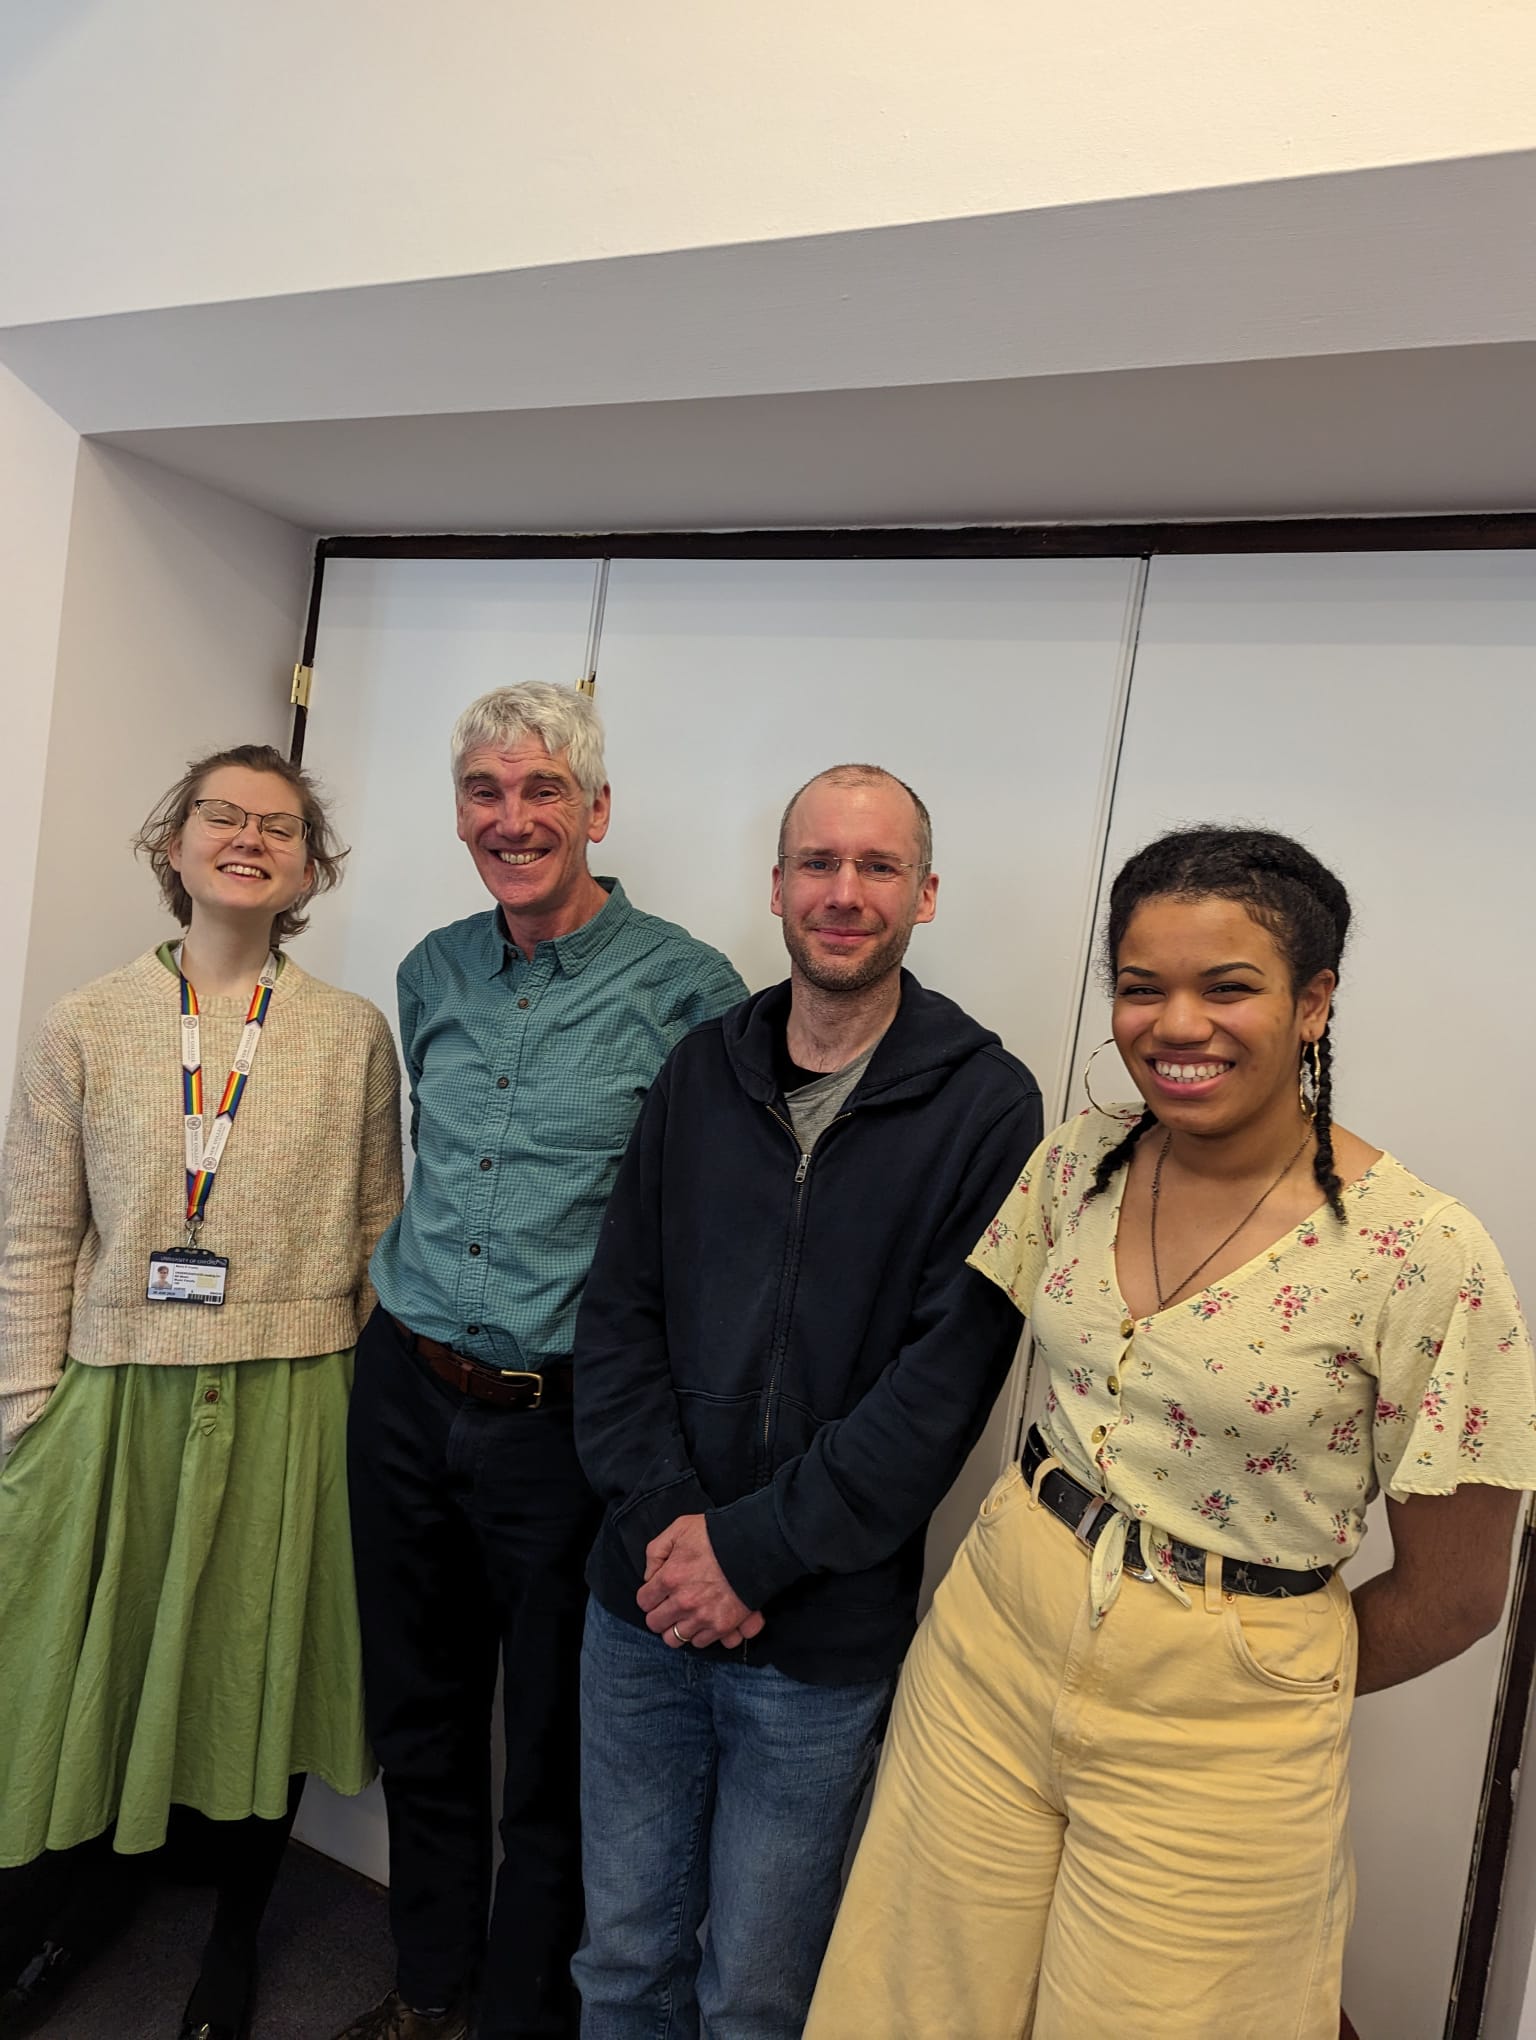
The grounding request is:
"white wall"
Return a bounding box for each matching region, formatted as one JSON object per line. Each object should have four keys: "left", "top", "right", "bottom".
{"left": 2, "top": 1, "right": 1535, "bottom": 324}
{"left": 0, "top": 365, "right": 78, "bottom": 1112}
{"left": 18, "top": 443, "right": 311, "bottom": 1045}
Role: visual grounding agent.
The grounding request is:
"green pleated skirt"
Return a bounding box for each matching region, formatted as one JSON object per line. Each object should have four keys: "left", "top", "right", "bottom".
{"left": 0, "top": 1352, "right": 372, "bottom": 1866}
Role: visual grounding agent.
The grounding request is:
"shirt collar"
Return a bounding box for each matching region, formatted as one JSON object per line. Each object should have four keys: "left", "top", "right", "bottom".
{"left": 479, "top": 876, "right": 632, "bottom": 978}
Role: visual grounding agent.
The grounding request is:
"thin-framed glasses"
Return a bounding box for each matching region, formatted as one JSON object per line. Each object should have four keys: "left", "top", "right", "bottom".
{"left": 782, "top": 854, "right": 920, "bottom": 885}
{"left": 190, "top": 798, "right": 309, "bottom": 844}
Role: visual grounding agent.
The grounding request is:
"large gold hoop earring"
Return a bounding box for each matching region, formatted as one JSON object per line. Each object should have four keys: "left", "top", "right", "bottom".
{"left": 1298, "top": 1040, "right": 1320, "bottom": 1118}
{"left": 1082, "top": 1038, "right": 1135, "bottom": 1117}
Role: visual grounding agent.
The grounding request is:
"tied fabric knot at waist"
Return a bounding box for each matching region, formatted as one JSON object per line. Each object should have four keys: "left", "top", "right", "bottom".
{"left": 1020, "top": 1425, "right": 1333, "bottom": 1622}
{"left": 1023, "top": 1430, "right": 1192, "bottom": 1624}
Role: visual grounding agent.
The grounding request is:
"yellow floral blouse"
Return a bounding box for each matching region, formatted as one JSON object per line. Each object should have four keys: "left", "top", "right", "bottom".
{"left": 969, "top": 1110, "right": 1536, "bottom": 1619}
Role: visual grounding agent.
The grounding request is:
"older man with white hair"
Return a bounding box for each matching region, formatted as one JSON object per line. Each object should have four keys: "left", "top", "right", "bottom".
{"left": 338, "top": 684, "right": 744, "bottom": 2040}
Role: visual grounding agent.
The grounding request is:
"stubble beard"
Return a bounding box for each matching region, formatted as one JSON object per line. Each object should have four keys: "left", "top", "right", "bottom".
{"left": 783, "top": 918, "right": 915, "bottom": 995}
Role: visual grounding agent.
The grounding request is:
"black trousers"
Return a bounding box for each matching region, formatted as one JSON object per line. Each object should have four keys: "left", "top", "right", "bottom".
{"left": 348, "top": 1306, "right": 600, "bottom": 2040}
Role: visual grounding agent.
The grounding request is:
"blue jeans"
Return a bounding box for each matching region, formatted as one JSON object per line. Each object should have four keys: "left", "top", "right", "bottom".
{"left": 574, "top": 1598, "right": 893, "bottom": 2040}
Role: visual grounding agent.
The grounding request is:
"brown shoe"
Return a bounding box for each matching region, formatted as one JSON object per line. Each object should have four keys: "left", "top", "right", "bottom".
{"left": 330, "top": 1990, "right": 470, "bottom": 2040}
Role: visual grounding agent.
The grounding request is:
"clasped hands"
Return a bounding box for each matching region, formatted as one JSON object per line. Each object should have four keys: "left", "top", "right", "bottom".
{"left": 638, "top": 1513, "right": 766, "bottom": 1651}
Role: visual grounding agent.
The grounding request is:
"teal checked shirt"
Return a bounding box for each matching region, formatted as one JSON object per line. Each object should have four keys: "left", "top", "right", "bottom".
{"left": 370, "top": 879, "right": 746, "bottom": 1368}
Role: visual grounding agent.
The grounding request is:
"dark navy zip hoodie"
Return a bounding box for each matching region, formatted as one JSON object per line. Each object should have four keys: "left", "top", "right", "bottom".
{"left": 575, "top": 970, "right": 1043, "bottom": 1684}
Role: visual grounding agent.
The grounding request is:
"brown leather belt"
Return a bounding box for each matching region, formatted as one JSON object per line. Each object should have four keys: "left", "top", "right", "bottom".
{"left": 389, "top": 1314, "right": 574, "bottom": 1411}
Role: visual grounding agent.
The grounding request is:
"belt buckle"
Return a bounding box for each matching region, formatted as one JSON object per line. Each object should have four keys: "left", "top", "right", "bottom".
{"left": 498, "top": 1367, "right": 543, "bottom": 1408}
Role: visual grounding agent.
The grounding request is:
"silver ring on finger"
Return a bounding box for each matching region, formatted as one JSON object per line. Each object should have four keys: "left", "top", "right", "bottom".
{"left": 672, "top": 1623, "right": 688, "bottom": 1644}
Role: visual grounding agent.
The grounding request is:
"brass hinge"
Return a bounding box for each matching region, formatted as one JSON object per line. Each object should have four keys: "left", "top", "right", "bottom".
{"left": 290, "top": 664, "right": 314, "bottom": 709}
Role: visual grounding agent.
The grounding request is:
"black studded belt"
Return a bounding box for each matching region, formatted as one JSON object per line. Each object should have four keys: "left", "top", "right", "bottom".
{"left": 1021, "top": 1427, "right": 1334, "bottom": 1599}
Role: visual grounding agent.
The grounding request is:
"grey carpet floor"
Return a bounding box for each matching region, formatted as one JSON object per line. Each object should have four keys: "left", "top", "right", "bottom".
{"left": 26, "top": 1841, "right": 393, "bottom": 2039}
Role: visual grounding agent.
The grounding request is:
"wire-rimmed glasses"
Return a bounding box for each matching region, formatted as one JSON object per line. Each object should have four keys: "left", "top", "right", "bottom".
{"left": 780, "top": 854, "right": 920, "bottom": 885}
{"left": 190, "top": 798, "right": 310, "bottom": 845}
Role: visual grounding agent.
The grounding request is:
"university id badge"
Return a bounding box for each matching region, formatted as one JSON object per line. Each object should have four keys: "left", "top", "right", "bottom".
{"left": 146, "top": 1248, "right": 229, "bottom": 1306}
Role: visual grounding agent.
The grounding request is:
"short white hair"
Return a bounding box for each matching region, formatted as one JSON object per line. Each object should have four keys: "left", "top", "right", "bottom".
{"left": 449, "top": 683, "right": 607, "bottom": 801}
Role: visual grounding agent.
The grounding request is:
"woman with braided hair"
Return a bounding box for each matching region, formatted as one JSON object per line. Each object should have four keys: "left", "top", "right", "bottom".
{"left": 808, "top": 824, "right": 1536, "bottom": 2040}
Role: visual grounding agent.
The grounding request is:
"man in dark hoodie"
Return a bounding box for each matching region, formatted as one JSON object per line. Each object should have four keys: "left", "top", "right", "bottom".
{"left": 571, "top": 763, "right": 1043, "bottom": 2040}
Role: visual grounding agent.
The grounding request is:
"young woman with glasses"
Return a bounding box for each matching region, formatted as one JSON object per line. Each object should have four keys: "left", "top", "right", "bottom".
{"left": 808, "top": 824, "right": 1536, "bottom": 2040}
{"left": 0, "top": 744, "right": 402, "bottom": 2040}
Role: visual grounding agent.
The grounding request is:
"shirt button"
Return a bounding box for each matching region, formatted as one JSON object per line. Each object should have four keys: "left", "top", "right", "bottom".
{"left": 203, "top": 1388, "right": 220, "bottom": 1404}
{"left": 1091, "top": 1424, "right": 1107, "bottom": 1443}
{"left": 1108, "top": 1377, "right": 1120, "bottom": 1394}
{"left": 466, "top": 1325, "right": 480, "bottom": 1336}
{"left": 1120, "top": 1317, "right": 1134, "bottom": 1338}
{"left": 479, "top": 1158, "right": 493, "bottom": 1171}
{"left": 468, "top": 1243, "right": 482, "bottom": 1256}
{"left": 517, "top": 998, "right": 530, "bottom": 1010}
{"left": 496, "top": 1076, "right": 509, "bottom": 1089}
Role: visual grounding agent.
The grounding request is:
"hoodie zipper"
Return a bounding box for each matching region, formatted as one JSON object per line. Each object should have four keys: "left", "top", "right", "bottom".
{"left": 760, "top": 1104, "right": 851, "bottom": 1459}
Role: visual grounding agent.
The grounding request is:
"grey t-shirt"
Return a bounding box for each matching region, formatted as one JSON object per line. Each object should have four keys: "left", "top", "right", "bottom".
{"left": 784, "top": 1041, "right": 879, "bottom": 1156}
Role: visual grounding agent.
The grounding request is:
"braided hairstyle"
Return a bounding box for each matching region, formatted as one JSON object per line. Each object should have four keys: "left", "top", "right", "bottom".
{"left": 1084, "top": 825, "right": 1352, "bottom": 1220}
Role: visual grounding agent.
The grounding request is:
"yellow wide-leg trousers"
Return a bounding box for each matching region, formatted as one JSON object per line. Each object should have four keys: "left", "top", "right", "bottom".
{"left": 807, "top": 1462, "right": 1356, "bottom": 2040}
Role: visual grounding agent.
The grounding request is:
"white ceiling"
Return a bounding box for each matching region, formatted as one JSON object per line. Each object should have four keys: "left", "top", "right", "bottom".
{"left": 6, "top": 152, "right": 1535, "bottom": 536}
{"left": 7, "top": 155, "right": 1536, "bottom": 439}
{"left": 96, "top": 343, "right": 1536, "bottom": 535}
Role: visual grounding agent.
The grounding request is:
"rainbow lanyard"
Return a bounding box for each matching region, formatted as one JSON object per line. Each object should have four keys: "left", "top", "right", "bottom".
{"left": 178, "top": 952, "right": 279, "bottom": 1242}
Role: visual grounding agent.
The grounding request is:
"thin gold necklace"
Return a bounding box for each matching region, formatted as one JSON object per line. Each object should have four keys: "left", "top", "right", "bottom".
{"left": 1149, "top": 1126, "right": 1313, "bottom": 1310}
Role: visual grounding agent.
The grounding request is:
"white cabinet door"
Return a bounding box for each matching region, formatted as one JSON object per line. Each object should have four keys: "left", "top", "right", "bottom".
{"left": 1074, "top": 549, "right": 1536, "bottom": 2039}
{"left": 296, "top": 555, "right": 604, "bottom": 1012}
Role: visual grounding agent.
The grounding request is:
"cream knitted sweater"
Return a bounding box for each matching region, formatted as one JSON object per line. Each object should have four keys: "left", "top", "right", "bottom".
{"left": 0, "top": 946, "right": 403, "bottom": 1453}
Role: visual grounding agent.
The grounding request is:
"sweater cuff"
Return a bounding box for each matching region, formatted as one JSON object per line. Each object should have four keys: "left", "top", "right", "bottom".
{"left": 706, "top": 1486, "right": 810, "bottom": 1611}
{"left": 0, "top": 1385, "right": 54, "bottom": 1463}
{"left": 615, "top": 1474, "right": 716, "bottom": 1576}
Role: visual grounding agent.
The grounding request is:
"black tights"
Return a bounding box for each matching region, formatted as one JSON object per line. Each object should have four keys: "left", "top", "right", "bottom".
{"left": 183, "top": 1773, "right": 307, "bottom": 2026}
{"left": 0, "top": 1775, "right": 306, "bottom": 2025}
{"left": 0, "top": 1828, "right": 135, "bottom": 1983}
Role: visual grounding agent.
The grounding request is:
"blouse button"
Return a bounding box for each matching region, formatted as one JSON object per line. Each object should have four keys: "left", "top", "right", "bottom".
{"left": 468, "top": 1243, "right": 482, "bottom": 1256}
{"left": 203, "top": 1388, "right": 220, "bottom": 1404}
{"left": 1107, "top": 1377, "right": 1120, "bottom": 1395}
{"left": 496, "top": 1076, "right": 509, "bottom": 1089}
{"left": 517, "top": 998, "right": 530, "bottom": 1010}
{"left": 1091, "top": 1424, "right": 1107, "bottom": 1444}
{"left": 1120, "top": 1317, "right": 1134, "bottom": 1339}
